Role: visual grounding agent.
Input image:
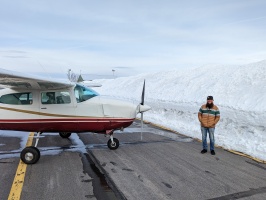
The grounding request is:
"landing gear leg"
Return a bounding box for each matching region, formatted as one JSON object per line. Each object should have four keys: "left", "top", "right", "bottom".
{"left": 20, "top": 132, "right": 42, "bottom": 164}
{"left": 107, "top": 131, "right": 119, "bottom": 150}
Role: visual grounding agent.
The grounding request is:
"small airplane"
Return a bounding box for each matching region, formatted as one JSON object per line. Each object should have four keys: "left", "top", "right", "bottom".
{"left": 0, "top": 68, "right": 151, "bottom": 164}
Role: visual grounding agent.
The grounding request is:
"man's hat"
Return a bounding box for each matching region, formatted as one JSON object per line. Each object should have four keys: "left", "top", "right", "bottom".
{"left": 207, "top": 96, "right": 213, "bottom": 100}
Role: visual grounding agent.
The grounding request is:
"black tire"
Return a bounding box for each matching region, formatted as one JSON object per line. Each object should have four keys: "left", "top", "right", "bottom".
{"left": 20, "top": 146, "right": 40, "bottom": 164}
{"left": 107, "top": 138, "right": 119, "bottom": 150}
{"left": 30, "top": 146, "right": 41, "bottom": 158}
{"left": 59, "top": 132, "right": 72, "bottom": 138}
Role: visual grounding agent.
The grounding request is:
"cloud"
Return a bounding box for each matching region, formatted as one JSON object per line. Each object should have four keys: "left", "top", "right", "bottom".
{"left": 0, "top": 50, "right": 27, "bottom": 54}
{"left": 1, "top": 0, "right": 266, "bottom": 76}
{"left": 0, "top": 49, "right": 29, "bottom": 59}
{"left": 2, "top": 56, "right": 29, "bottom": 58}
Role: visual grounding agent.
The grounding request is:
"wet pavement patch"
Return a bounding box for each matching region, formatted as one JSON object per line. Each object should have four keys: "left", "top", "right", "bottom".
{"left": 138, "top": 175, "right": 144, "bottom": 182}
{"left": 81, "top": 152, "right": 125, "bottom": 200}
{"left": 162, "top": 182, "right": 173, "bottom": 188}
{"left": 205, "top": 170, "right": 216, "bottom": 176}
{"left": 0, "top": 137, "right": 21, "bottom": 151}
{"left": 110, "top": 161, "right": 118, "bottom": 166}
{"left": 122, "top": 168, "right": 134, "bottom": 172}
{"left": 82, "top": 179, "right": 93, "bottom": 183}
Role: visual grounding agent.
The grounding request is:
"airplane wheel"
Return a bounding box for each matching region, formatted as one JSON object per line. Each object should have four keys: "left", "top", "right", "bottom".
{"left": 30, "top": 146, "right": 40, "bottom": 158}
{"left": 20, "top": 146, "right": 40, "bottom": 164}
{"left": 107, "top": 138, "right": 119, "bottom": 150}
{"left": 59, "top": 132, "right": 72, "bottom": 138}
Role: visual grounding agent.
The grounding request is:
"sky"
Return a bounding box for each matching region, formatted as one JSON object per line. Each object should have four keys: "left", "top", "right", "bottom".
{"left": 1, "top": 0, "right": 266, "bottom": 78}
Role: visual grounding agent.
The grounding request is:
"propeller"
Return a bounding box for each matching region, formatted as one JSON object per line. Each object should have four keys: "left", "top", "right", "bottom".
{"left": 139, "top": 80, "right": 151, "bottom": 140}
{"left": 141, "top": 80, "right": 145, "bottom": 140}
{"left": 136, "top": 80, "right": 150, "bottom": 140}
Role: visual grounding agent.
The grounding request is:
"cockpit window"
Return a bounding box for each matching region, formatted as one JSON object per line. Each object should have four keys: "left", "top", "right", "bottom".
{"left": 0, "top": 92, "right": 32, "bottom": 105}
{"left": 41, "top": 91, "right": 71, "bottom": 104}
{"left": 74, "top": 84, "right": 99, "bottom": 103}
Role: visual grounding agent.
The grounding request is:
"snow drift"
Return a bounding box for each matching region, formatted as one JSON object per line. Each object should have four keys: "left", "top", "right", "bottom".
{"left": 92, "top": 60, "right": 266, "bottom": 161}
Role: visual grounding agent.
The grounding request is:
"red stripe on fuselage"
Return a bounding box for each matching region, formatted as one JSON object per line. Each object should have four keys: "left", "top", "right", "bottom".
{"left": 0, "top": 118, "right": 135, "bottom": 133}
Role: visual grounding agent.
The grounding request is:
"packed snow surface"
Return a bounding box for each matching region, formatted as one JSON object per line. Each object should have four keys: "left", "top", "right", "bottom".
{"left": 93, "top": 60, "right": 266, "bottom": 161}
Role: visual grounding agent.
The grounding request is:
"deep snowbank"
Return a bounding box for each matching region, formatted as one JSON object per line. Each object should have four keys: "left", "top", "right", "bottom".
{"left": 92, "top": 60, "right": 266, "bottom": 161}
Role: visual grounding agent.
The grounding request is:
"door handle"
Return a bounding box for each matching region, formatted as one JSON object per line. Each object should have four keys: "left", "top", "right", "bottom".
{"left": 41, "top": 107, "right": 47, "bottom": 109}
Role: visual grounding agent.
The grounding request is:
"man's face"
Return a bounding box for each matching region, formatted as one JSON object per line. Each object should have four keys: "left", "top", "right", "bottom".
{"left": 207, "top": 100, "right": 213, "bottom": 104}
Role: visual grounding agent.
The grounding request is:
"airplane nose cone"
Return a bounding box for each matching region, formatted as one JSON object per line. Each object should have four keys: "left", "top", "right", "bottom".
{"left": 138, "top": 104, "right": 151, "bottom": 113}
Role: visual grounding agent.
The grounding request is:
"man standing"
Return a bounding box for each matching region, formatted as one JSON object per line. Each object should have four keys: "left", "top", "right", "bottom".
{"left": 198, "top": 96, "right": 220, "bottom": 155}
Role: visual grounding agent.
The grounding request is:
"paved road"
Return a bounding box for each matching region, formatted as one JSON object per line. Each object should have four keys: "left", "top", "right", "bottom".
{"left": 0, "top": 120, "right": 266, "bottom": 200}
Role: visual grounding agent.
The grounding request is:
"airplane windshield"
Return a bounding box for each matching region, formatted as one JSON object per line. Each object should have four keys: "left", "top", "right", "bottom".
{"left": 74, "top": 84, "right": 99, "bottom": 103}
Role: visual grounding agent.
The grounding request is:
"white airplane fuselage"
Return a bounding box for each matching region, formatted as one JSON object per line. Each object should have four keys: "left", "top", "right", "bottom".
{"left": 0, "top": 86, "right": 146, "bottom": 133}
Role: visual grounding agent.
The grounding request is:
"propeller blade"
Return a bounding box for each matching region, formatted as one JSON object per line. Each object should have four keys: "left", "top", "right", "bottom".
{"left": 140, "top": 80, "right": 145, "bottom": 140}
{"left": 141, "top": 112, "right": 143, "bottom": 141}
{"left": 141, "top": 80, "right": 145, "bottom": 105}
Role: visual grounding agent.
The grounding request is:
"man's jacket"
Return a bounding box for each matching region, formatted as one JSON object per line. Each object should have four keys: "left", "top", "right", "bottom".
{"left": 198, "top": 104, "right": 220, "bottom": 128}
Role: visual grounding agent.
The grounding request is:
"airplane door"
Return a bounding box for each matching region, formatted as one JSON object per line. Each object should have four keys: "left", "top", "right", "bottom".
{"left": 39, "top": 90, "right": 77, "bottom": 132}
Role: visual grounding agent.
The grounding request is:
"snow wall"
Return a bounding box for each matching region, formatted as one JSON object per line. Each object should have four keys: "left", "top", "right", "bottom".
{"left": 92, "top": 60, "right": 266, "bottom": 161}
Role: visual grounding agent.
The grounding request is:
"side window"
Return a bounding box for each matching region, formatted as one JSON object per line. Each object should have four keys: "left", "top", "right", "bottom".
{"left": 41, "top": 91, "right": 71, "bottom": 104}
{"left": 0, "top": 92, "right": 33, "bottom": 105}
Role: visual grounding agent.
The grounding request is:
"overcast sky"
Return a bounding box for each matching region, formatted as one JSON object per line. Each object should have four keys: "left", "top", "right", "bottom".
{"left": 1, "top": 0, "right": 266, "bottom": 78}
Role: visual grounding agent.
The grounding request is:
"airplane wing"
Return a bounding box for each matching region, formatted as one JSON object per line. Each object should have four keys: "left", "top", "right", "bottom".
{"left": 0, "top": 68, "right": 74, "bottom": 90}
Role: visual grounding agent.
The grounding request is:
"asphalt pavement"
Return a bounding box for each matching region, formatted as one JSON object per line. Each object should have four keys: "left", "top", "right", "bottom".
{"left": 0, "top": 120, "right": 266, "bottom": 200}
